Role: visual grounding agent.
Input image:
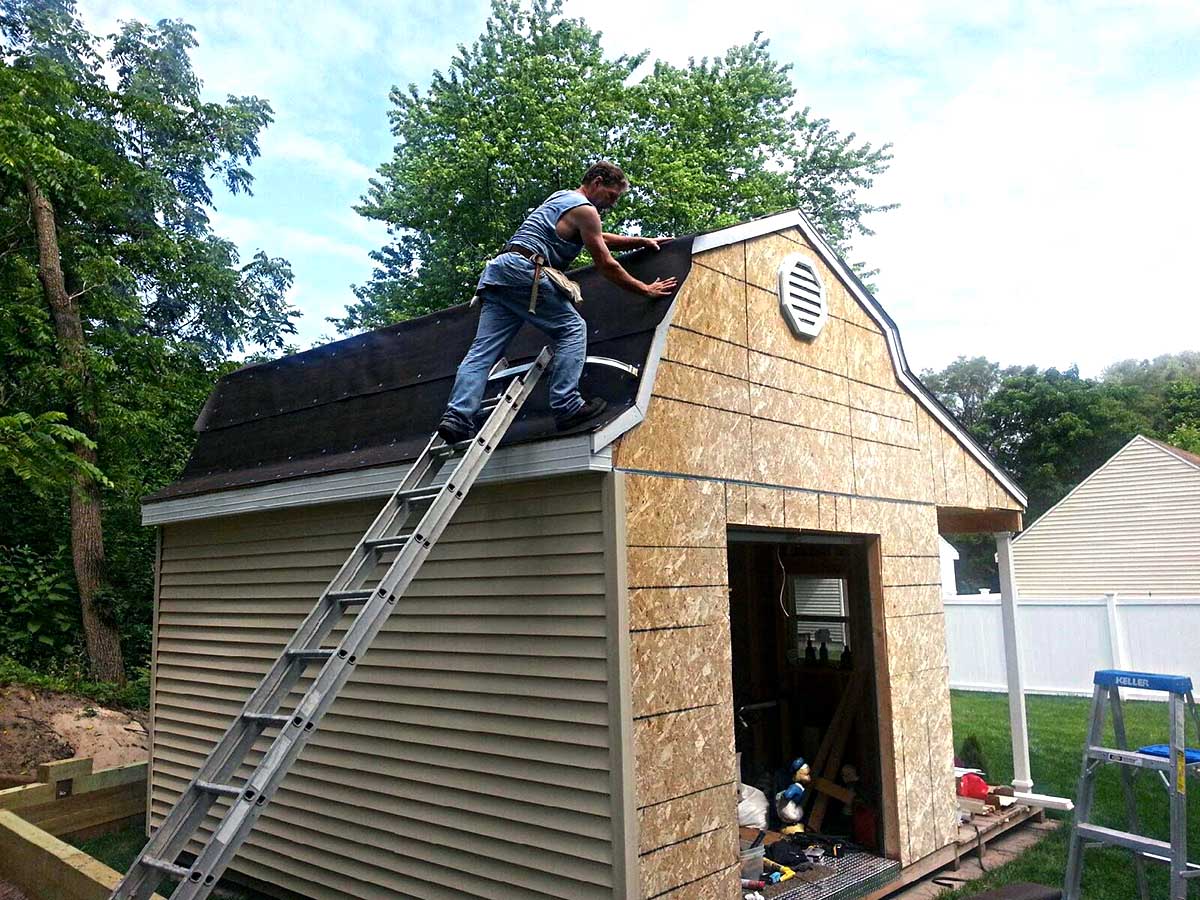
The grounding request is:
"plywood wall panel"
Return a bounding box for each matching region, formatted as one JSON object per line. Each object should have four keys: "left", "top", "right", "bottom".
{"left": 852, "top": 408, "right": 920, "bottom": 448}
{"left": 661, "top": 327, "right": 748, "bottom": 381}
{"left": 745, "top": 233, "right": 813, "bottom": 292}
{"left": 845, "top": 323, "right": 896, "bottom": 389}
{"left": 884, "top": 584, "right": 943, "bottom": 618}
{"left": 747, "top": 286, "right": 850, "bottom": 376}
{"left": 639, "top": 825, "right": 738, "bottom": 899}
{"left": 751, "top": 383, "right": 852, "bottom": 434}
{"left": 637, "top": 784, "right": 734, "bottom": 854}
{"left": 634, "top": 705, "right": 735, "bottom": 808}
{"left": 627, "top": 547, "right": 728, "bottom": 589}
{"left": 654, "top": 360, "right": 749, "bottom": 414}
{"left": 725, "top": 483, "right": 748, "bottom": 524}
{"left": 631, "top": 622, "right": 732, "bottom": 718}
{"left": 750, "top": 420, "right": 855, "bottom": 493}
{"left": 628, "top": 586, "right": 728, "bottom": 631}
{"left": 625, "top": 474, "right": 725, "bottom": 548}
{"left": 784, "top": 491, "right": 820, "bottom": 529}
{"left": 850, "top": 380, "right": 916, "bottom": 420}
{"left": 881, "top": 555, "right": 942, "bottom": 588}
{"left": 619, "top": 396, "right": 753, "bottom": 481}
{"left": 668, "top": 263, "right": 748, "bottom": 346}
{"left": 651, "top": 864, "right": 741, "bottom": 899}
{"left": 746, "top": 486, "right": 786, "bottom": 528}
{"left": 853, "top": 439, "right": 935, "bottom": 503}
{"left": 692, "top": 243, "right": 745, "bottom": 281}
{"left": 885, "top": 613, "right": 948, "bottom": 677}
{"left": 749, "top": 351, "right": 848, "bottom": 404}
{"left": 850, "top": 498, "right": 941, "bottom": 557}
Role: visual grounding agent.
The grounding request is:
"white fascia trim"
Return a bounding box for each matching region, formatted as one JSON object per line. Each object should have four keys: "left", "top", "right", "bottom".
{"left": 691, "top": 210, "right": 1028, "bottom": 507}
{"left": 142, "top": 434, "right": 610, "bottom": 526}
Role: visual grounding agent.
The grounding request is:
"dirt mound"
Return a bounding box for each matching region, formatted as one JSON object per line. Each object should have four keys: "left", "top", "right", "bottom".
{"left": 0, "top": 685, "right": 148, "bottom": 777}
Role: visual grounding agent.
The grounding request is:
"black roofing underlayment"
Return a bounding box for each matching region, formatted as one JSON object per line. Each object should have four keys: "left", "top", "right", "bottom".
{"left": 147, "top": 236, "right": 695, "bottom": 502}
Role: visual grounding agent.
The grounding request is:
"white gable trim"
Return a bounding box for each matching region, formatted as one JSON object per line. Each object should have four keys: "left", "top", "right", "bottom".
{"left": 600, "top": 209, "right": 1028, "bottom": 507}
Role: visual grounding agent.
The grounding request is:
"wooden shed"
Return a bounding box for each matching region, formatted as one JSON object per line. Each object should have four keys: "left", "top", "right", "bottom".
{"left": 141, "top": 210, "right": 1027, "bottom": 899}
{"left": 1012, "top": 434, "right": 1200, "bottom": 596}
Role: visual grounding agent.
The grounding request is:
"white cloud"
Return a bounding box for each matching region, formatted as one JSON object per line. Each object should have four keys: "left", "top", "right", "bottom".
{"left": 260, "top": 130, "right": 375, "bottom": 182}
{"left": 209, "top": 211, "right": 370, "bottom": 264}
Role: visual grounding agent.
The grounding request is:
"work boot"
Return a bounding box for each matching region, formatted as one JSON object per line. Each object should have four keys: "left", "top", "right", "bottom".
{"left": 555, "top": 397, "right": 608, "bottom": 432}
{"left": 436, "top": 418, "right": 472, "bottom": 445}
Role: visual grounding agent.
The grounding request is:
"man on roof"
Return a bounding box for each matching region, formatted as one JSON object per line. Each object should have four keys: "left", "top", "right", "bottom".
{"left": 437, "top": 161, "right": 677, "bottom": 444}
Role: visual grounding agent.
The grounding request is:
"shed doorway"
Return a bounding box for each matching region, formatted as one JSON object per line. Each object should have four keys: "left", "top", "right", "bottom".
{"left": 728, "top": 530, "right": 889, "bottom": 856}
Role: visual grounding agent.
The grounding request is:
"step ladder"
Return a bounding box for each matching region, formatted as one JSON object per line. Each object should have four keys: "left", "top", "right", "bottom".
{"left": 1064, "top": 669, "right": 1200, "bottom": 900}
{"left": 109, "top": 347, "right": 553, "bottom": 900}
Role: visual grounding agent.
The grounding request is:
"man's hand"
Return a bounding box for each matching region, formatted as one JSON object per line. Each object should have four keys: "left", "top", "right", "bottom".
{"left": 640, "top": 236, "right": 673, "bottom": 252}
{"left": 642, "top": 277, "right": 677, "bottom": 298}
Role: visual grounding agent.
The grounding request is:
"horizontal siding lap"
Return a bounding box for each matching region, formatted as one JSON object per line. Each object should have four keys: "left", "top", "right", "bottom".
{"left": 153, "top": 475, "right": 618, "bottom": 899}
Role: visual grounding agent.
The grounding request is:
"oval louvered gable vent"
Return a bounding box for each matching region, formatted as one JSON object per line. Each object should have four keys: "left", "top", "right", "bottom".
{"left": 777, "top": 253, "right": 828, "bottom": 339}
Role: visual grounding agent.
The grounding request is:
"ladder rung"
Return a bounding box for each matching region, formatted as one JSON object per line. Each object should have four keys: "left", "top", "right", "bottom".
{"left": 397, "top": 485, "right": 444, "bottom": 503}
{"left": 141, "top": 854, "right": 191, "bottom": 879}
{"left": 195, "top": 779, "right": 242, "bottom": 798}
{"left": 362, "top": 534, "right": 414, "bottom": 554}
{"left": 285, "top": 649, "right": 335, "bottom": 663}
{"left": 328, "top": 589, "right": 374, "bottom": 605}
{"left": 1087, "top": 746, "right": 1172, "bottom": 771}
{"left": 242, "top": 713, "right": 291, "bottom": 728}
{"left": 1075, "top": 823, "right": 1172, "bottom": 857}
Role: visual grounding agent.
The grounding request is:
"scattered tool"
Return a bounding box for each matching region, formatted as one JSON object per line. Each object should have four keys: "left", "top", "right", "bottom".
{"left": 108, "top": 350, "right": 554, "bottom": 900}
{"left": 1064, "top": 669, "right": 1200, "bottom": 900}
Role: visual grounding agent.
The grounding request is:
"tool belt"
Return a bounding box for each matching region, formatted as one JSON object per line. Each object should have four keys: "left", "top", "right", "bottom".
{"left": 502, "top": 244, "right": 583, "bottom": 313}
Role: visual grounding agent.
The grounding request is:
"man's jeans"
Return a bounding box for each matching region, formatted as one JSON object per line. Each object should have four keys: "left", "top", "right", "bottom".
{"left": 442, "top": 282, "right": 586, "bottom": 430}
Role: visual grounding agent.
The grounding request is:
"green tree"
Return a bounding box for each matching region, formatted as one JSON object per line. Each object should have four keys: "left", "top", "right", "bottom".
{"left": 920, "top": 356, "right": 1004, "bottom": 435}
{"left": 0, "top": 0, "right": 295, "bottom": 681}
{"left": 339, "top": 0, "right": 893, "bottom": 330}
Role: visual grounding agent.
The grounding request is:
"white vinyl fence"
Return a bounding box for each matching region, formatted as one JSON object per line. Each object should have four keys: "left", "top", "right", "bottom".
{"left": 945, "top": 593, "right": 1200, "bottom": 701}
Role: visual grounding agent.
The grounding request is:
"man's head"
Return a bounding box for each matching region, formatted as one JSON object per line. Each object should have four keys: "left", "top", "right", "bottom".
{"left": 580, "top": 161, "right": 628, "bottom": 212}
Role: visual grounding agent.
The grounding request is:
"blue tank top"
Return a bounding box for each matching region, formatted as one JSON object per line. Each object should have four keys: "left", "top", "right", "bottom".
{"left": 477, "top": 190, "right": 594, "bottom": 291}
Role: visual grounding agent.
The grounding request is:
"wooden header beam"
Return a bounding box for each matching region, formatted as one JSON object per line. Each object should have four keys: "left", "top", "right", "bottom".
{"left": 937, "top": 507, "right": 1023, "bottom": 535}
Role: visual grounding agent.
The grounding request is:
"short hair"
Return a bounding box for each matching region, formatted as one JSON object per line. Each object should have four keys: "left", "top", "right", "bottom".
{"left": 582, "top": 161, "right": 628, "bottom": 189}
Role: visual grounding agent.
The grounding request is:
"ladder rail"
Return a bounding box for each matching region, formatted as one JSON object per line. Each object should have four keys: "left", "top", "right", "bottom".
{"left": 110, "top": 348, "right": 552, "bottom": 900}
{"left": 1108, "top": 686, "right": 1150, "bottom": 900}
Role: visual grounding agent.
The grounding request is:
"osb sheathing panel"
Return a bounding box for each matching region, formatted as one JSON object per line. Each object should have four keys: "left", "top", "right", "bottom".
{"left": 845, "top": 321, "right": 897, "bottom": 389}
{"left": 661, "top": 327, "right": 749, "bottom": 380}
{"left": 850, "top": 498, "right": 940, "bottom": 557}
{"left": 891, "top": 667, "right": 957, "bottom": 865}
{"left": 750, "top": 351, "right": 848, "bottom": 404}
{"left": 654, "top": 359, "right": 749, "bottom": 415}
{"left": 884, "top": 584, "right": 944, "bottom": 618}
{"left": 627, "top": 547, "right": 727, "bottom": 589}
{"left": 618, "top": 396, "right": 752, "bottom": 480}
{"left": 750, "top": 419, "right": 855, "bottom": 493}
{"left": 629, "top": 586, "right": 728, "bottom": 631}
{"left": 668, "top": 261, "right": 748, "bottom": 346}
{"left": 751, "top": 382, "right": 852, "bottom": 434}
{"left": 852, "top": 438, "right": 933, "bottom": 503}
{"left": 634, "top": 705, "right": 735, "bottom": 808}
{"left": 747, "top": 285, "right": 850, "bottom": 376}
{"left": 885, "top": 612, "right": 949, "bottom": 677}
{"left": 881, "top": 555, "right": 942, "bottom": 588}
{"left": 852, "top": 407, "right": 919, "bottom": 449}
{"left": 625, "top": 474, "right": 724, "bottom": 548}
{"left": 631, "top": 621, "right": 733, "bottom": 718}
{"left": 693, "top": 242, "right": 746, "bottom": 281}
{"left": 637, "top": 784, "right": 735, "bottom": 854}
{"left": 785, "top": 491, "right": 820, "bottom": 529}
{"left": 639, "top": 825, "right": 738, "bottom": 899}
{"left": 653, "top": 864, "right": 741, "bottom": 899}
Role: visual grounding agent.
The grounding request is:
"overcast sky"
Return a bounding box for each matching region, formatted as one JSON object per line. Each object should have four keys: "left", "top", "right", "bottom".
{"left": 77, "top": 0, "right": 1200, "bottom": 376}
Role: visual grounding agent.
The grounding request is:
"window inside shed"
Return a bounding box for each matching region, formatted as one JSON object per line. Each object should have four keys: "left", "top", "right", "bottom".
{"left": 728, "top": 533, "right": 887, "bottom": 855}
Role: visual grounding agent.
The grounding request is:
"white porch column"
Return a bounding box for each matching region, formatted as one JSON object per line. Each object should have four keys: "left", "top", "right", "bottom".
{"left": 995, "top": 531, "right": 1033, "bottom": 792}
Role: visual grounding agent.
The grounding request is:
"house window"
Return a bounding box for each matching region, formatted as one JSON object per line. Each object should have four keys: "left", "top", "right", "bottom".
{"left": 777, "top": 253, "right": 828, "bottom": 339}
{"left": 792, "top": 575, "right": 848, "bottom": 660}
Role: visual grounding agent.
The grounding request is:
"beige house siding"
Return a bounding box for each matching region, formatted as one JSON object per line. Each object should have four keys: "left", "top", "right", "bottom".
{"left": 151, "top": 474, "right": 634, "bottom": 900}
{"left": 1012, "top": 436, "right": 1200, "bottom": 596}
{"left": 614, "top": 228, "right": 1022, "bottom": 891}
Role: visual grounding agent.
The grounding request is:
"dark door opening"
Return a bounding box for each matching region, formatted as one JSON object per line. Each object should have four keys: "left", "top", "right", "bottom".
{"left": 729, "top": 530, "right": 886, "bottom": 853}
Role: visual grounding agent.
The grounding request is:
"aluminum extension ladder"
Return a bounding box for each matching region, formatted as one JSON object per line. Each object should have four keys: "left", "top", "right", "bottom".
{"left": 109, "top": 347, "right": 553, "bottom": 900}
{"left": 1064, "top": 669, "right": 1200, "bottom": 900}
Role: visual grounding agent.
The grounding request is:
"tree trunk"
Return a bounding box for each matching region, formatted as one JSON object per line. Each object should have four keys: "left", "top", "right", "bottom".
{"left": 24, "top": 175, "right": 126, "bottom": 685}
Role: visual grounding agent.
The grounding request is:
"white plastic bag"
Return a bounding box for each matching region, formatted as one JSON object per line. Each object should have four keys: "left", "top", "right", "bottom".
{"left": 737, "top": 783, "right": 769, "bottom": 830}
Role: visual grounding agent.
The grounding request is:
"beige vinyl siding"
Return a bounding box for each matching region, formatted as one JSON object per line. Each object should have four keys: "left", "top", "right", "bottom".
{"left": 151, "top": 474, "right": 625, "bottom": 900}
{"left": 1012, "top": 437, "right": 1200, "bottom": 596}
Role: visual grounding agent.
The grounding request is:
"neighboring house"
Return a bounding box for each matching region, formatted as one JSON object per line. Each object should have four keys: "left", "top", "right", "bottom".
{"left": 1012, "top": 435, "right": 1200, "bottom": 596}
{"left": 141, "top": 210, "right": 1027, "bottom": 899}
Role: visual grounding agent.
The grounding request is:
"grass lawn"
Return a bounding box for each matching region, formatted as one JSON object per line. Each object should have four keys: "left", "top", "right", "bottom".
{"left": 943, "top": 690, "right": 1199, "bottom": 898}
{"left": 73, "top": 827, "right": 262, "bottom": 899}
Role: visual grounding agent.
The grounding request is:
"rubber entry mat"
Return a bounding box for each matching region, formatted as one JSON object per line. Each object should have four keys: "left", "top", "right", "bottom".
{"left": 768, "top": 851, "right": 901, "bottom": 900}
